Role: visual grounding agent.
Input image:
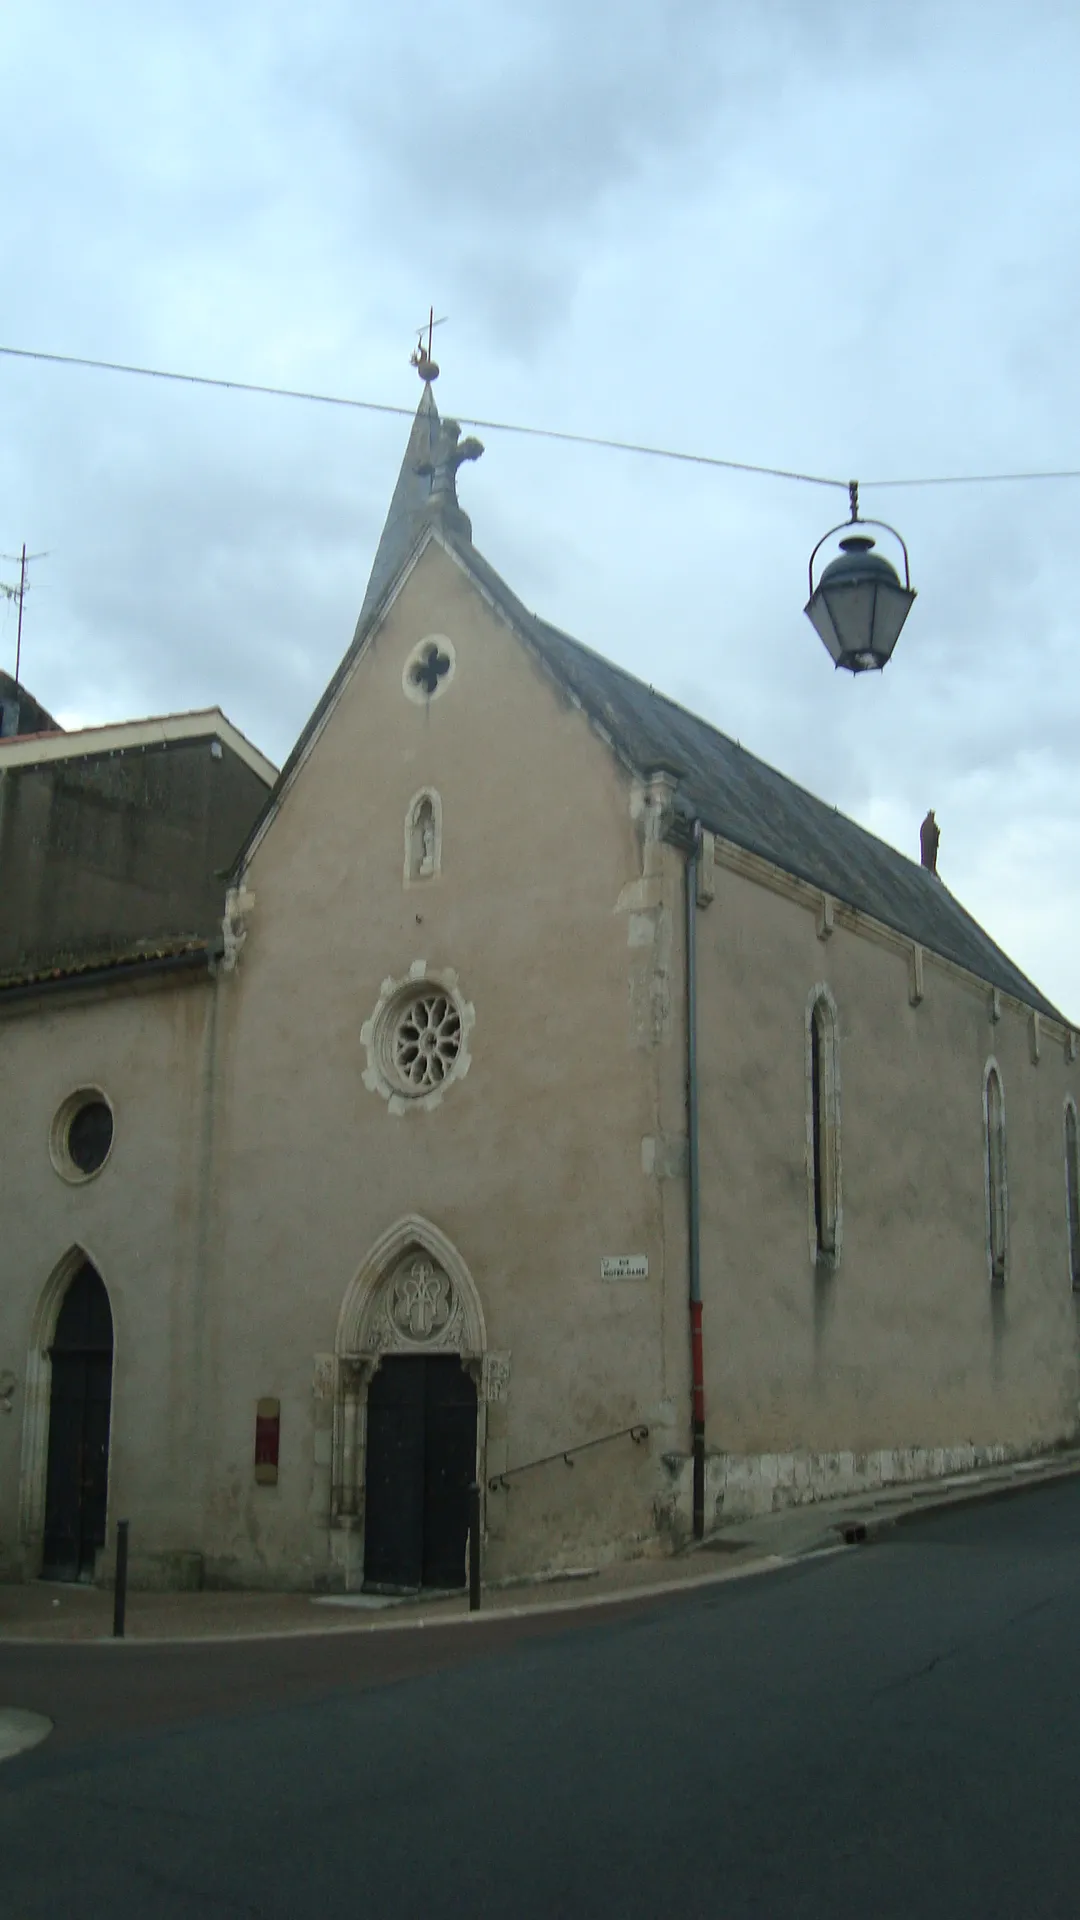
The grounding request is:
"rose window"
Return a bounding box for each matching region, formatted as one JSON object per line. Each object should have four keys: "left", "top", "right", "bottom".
{"left": 391, "top": 990, "right": 462, "bottom": 1093}
{"left": 362, "top": 967, "right": 473, "bottom": 1110}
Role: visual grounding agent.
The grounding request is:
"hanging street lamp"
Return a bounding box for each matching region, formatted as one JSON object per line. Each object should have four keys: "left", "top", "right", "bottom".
{"left": 805, "top": 482, "right": 916, "bottom": 673}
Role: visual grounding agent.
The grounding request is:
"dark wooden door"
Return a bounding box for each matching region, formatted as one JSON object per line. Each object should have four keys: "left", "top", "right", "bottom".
{"left": 42, "top": 1262, "right": 113, "bottom": 1581}
{"left": 363, "top": 1358, "right": 426, "bottom": 1591}
{"left": 363, "top": 1355, "right": 477, "bottom": 1592}
{"left": 422, "top": 1357, "right": 478, "bottom": 1589}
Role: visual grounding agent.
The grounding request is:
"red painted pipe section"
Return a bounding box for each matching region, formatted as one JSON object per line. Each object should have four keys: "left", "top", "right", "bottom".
{"left": 690, "top": 1300, "right": 706, "bottom": 1537}
{"left": 690, "top": 1300, "right": 705, "bottom": 1428}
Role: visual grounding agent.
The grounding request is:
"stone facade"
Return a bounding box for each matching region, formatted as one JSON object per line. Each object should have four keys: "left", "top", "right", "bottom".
{"left": 2, "top": 398, "right": 1078, "bottom": 1593}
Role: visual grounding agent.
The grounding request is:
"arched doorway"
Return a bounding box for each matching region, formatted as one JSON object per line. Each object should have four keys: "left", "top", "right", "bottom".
{"left": 364, "top": 1353, "right": 478, "bottom": 1592}
{"left": 41, "top": 1260, "right": 113, "bottom": 1581}
{"left": 333, "top": 1216, "right": 506, "bottom": 1595}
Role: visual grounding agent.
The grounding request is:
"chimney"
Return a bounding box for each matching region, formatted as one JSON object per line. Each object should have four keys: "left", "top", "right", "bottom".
{"left": 919, "top": 809, "right": 940, "bottom": 874}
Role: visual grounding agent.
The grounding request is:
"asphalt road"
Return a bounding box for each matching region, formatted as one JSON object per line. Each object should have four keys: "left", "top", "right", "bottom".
{"left": 3, "top": 1478, "right": 1080, "bottom": 1919}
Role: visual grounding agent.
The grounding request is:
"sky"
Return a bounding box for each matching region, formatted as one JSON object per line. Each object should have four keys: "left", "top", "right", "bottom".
{"left": 2, "top": 0, "right": 1078, "bottom": 1018}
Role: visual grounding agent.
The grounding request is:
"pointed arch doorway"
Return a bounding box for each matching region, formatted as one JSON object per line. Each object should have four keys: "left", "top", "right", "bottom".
{"left": 334, "top": 1216, "right": 502, "bottom": 1595}
{"left": 41, "top": 1260, "right": 114, "bottom": 1581}
{"left": 364, "top": 1354, "right": 477, "bottom": 1591}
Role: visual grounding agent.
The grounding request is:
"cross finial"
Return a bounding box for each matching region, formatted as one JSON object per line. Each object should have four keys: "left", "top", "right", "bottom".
{"left": 410, "top": 306, "right": 447, "bottom": 383}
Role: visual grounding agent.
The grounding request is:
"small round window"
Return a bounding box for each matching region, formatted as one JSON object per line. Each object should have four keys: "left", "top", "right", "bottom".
{"left": 51, "top": 1090, "right": 114, "bottom": 1183}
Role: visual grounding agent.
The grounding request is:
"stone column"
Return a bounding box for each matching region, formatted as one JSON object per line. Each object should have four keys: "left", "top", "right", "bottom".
{"left": 335, "top": 1361, "right": 364, "bottom": 1519}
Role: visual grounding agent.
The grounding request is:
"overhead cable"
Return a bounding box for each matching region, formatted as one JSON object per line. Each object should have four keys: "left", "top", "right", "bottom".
{"left": 3, "top": 342, "right": 1079, "bottom": 497}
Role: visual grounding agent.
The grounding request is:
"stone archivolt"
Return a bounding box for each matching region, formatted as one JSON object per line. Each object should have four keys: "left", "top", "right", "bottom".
{"left": 336, "top": 1215, "right": 488, "bottom": 1362}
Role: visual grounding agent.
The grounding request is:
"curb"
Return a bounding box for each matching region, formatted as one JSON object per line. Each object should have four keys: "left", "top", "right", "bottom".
{"left": 0, "top": 1550, "right": 799, "bottom": 1649}
{"left": 2, "top": 1454, "right": 1078, "bottom": 1650}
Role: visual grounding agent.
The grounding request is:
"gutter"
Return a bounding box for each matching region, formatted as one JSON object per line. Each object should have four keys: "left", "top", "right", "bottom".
{"left": 684, "top": 818, "right": 706, "bottom": 1540}
{"left": 0, "top": 944, "right": 219, "bottom": 1008}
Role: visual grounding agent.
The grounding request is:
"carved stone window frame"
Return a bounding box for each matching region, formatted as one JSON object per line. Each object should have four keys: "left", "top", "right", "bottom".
{"left": 50, "top": 1087, "right": 114, "bottom": 1185}
{"left": 361, "top": 962, "right": 474, "bottom": 1115}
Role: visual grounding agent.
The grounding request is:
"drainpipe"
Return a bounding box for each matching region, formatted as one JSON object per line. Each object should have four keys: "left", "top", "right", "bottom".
{"left": 685, "top": 819, "right": 706, "bottom": 1540}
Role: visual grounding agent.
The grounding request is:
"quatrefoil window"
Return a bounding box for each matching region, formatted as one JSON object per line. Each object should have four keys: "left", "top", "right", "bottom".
{"left": 412, "top": 645, "right": 450, "bottom": 693}
{"left": 403, "top": 634, "right": 456, "bottom": 705}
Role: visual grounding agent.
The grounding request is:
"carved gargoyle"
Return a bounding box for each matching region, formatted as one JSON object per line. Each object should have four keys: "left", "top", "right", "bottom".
{"left": 416, "top": 419, "right": 484, "bottom": 492}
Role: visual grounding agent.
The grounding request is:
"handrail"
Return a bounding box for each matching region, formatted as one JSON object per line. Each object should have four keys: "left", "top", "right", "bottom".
{"left": 488, "top": 1423, "right": 649, "bottom": 1492}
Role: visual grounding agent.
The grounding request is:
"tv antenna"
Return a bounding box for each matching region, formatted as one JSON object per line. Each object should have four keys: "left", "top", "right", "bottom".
{"left": 1, "top": 544, "right": 48, "bottom": 684}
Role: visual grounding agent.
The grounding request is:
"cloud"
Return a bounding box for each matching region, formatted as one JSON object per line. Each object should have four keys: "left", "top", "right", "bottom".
{"left": 1, "top": 0, "right": 1079, "bottom": 1016}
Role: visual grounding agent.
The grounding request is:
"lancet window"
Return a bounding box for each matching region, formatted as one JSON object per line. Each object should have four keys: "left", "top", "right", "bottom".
{"left": 1065, "top": 1099, "right": 1080, "bottom": 1290}
{"left": 807, "top": 987, "right": 841, "bottom": 1264}
{"left": 985, "top": 1063, "right": 1008, "bottom": 1286}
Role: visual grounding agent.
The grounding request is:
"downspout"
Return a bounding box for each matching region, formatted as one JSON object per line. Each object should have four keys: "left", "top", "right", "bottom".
{"left": 685, "top": 819, "right": 706, "bottom": 1540}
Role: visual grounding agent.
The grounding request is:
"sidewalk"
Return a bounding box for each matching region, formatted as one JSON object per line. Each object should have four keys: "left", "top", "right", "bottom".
{"left": 4, "top": 1444, "right": 1079, "bottom": 1645}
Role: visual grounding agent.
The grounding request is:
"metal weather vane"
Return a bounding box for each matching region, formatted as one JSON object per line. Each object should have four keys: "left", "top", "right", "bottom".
{"left": 410, "top": 307, "right": 447, "bottom": 383}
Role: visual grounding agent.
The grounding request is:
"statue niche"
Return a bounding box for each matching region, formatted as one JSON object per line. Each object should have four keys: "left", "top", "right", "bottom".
{"left": 406, "top": 790, "right": 441, "bottom": 884}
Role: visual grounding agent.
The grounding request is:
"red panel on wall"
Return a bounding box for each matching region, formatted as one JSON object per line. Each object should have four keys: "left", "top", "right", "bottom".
{"left": 255, "top": 1398, "right": 280, "bottom": 1485}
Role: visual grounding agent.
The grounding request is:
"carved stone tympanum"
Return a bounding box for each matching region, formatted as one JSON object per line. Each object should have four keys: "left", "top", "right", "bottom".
{"left": 364, "top": 1253, "right": 465, "bottom": 1352}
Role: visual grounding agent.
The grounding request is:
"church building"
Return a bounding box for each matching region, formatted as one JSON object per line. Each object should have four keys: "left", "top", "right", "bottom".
{"left": 2, "top": 376, "right": 1079, "bottom": 1594}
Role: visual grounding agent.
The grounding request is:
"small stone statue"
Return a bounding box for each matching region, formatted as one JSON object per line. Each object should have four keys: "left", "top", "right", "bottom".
{"left": 920, "top": 809, "right": 940, "bottom": 874}
{"left": 411, "top": 798, "right": 436, "bottom": 880}
{"left": 419, "top": 808, "right": 436, "bottom": 877}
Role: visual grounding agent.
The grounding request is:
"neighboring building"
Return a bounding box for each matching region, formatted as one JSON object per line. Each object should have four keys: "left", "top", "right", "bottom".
{"left": 0, "top": 709, "right": 275, "bottom": 987}
{"left": 0, "top": 669, "right": 59, "bottom": 741}
{"left": 2, "top": 383, "right": 1078, "bottom": 1595}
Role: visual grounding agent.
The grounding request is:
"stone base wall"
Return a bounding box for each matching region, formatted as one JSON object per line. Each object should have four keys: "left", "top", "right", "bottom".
{"left": 705, "top": 1437, "right": 1075, "bottom": 1527}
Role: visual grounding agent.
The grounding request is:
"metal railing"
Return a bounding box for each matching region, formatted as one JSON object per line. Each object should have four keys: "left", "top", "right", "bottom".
{"left": 488, "top": 1423, "right": 649, "bottom": 1493}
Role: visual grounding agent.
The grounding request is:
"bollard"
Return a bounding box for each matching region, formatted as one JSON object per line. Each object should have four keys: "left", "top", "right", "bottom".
{"left": 468, "top": 1482, "right": 481, "bottom": 1612}
{"left": 112, "top": 1519, "right": 129, "bottom": 1639}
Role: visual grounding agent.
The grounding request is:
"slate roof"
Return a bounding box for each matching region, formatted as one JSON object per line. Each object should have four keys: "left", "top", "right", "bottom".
{"left": 247, "top": 384, "right": 1066, "bottom": 1025}
{"left": 355, "top": 383, "right": 442, "bottom": 631}
{"left": 450, "top": 541, "right": 1060, "bottom": 1021}
{"left": 530, "top": 622, "right": 1062, "bottom": 1019}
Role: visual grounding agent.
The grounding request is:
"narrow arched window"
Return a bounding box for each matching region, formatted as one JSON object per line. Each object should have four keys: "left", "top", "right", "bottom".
{"left": 807, "top": 989, "right": 840, "bottom": 1262}
{"left": 1065, "top": 1100, "right": 1080, "bottom": 1290}
{"left": 984, "top": 1064, "right": 1007, "bottom": 1286}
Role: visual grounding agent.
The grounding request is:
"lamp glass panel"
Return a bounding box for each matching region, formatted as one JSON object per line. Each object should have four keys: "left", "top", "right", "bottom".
{"left": 805, "top": 591, "right": 843, "bottom": 662}
{"left": 821, "top": 579, "right": 877, "bottom": 656}
{"left": 868, "top": 582, "right": 916, "bottom": 661}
